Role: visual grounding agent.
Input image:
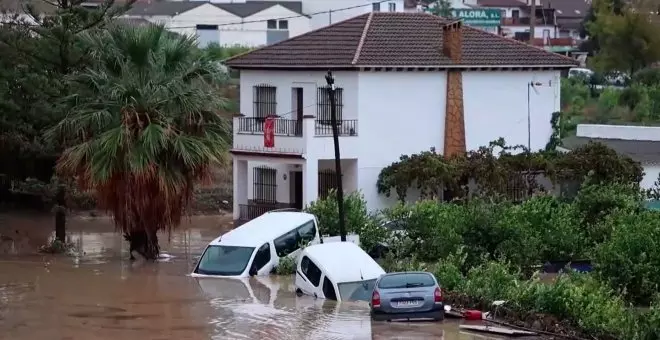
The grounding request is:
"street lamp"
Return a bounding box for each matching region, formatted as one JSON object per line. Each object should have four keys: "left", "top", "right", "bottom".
{"left": 527, "top": 81, "right": 543, "bottom": 153}
{"left": 325, "top": 71, "right": 347, "bottom": 242}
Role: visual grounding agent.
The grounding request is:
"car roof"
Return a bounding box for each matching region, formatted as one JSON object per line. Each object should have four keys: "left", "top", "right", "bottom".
{"left": 209, "top": 212, "right": 315, "bottom": 247}
{"left": 302, "top": 242, "right": 385, "bottom": 283}
{"left": 380, "top": 271, "right": 435, "bottom": 278}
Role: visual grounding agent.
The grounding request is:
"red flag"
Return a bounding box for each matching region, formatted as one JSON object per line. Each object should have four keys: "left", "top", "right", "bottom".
{"left": 264, "top": 116, "right": 275, "bottom": 148}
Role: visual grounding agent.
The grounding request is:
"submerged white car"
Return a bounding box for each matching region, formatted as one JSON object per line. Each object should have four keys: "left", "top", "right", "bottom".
{"left": 192, "top": 211, "right": 322, "bottom": 278}
{"left": 295, "top": 242, "right": 385, "bottom": 301}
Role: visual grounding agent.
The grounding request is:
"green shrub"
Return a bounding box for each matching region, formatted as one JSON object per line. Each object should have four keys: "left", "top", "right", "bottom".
{"left": 513, "top": 272, "right": 636, "bottom": 339}
{"left": 595, "top": 210, "right": 660, "bottom": 305}
{"left": 494, "top": 195, "right": 585, "bottom": 269}
{"left": 275, "top": 256, "right": 296, "bottom": 275}
{"left": 305, "top": 189, "right": 369, "bottom": 236}
{"left": 430, "top": 247, "right": 467, "bottom": 291}
{"left": 573, "top": 181, "right": 644, "bottom": 243}
{"left": 632, "top": 67, "right": 660, "bottom": 87}
{"left": 382, "top": 201, "right": 465, "bottom": 261}
{"left": 461, "top": 261, "right": 521, "bottom": 302}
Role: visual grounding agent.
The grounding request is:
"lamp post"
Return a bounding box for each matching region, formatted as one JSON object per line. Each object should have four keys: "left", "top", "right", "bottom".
{"left": 527, "top": 81, "right": 543, "bottom": 153}
{"left": 325, "top": 71, "right": 347, "bottom": 242}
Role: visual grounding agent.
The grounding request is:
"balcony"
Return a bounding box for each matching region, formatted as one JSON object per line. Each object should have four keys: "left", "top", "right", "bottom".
{"left": 232, "top": 115, "right": 359, "bottom": 157}
{"left": 501, "top": 17, "right": 556, "bottom": 26}
{"left": 531, "top": 37, "right": 578, "bottom": 47}
{"left": 237, "top": 117, "right": 302, "bottom": 137}
{"left": 314, "top": 120, "right": 358, "bottom": 137}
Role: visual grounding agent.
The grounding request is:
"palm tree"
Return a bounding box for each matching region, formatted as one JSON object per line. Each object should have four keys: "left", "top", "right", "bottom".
{"left": 48, "top": 24, "right": 232, "bottom": 260}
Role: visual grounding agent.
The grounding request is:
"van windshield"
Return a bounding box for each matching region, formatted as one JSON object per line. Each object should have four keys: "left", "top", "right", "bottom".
{"left": 337, "top": 279, "right": 377, "bottom": 301}
{"left": 194, "top": 245, "right": 255, "bottom": 276}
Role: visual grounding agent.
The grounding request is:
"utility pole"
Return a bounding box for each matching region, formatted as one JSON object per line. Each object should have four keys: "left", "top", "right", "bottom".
{"left": 325, "top": 71, "right": 347, "bottom": 242}
{"left": 529, "top": 0, "right": 536, "bottom": 44}
{"left": 329, "top": 9, "right": 332, "bottom": 25}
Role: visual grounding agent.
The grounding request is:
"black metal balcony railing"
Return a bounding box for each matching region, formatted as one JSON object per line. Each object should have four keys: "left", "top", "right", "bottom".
{"left": 238, "top": 203, "right": 296, "bottom": 222}
{"left": 315, "top": 119, "right": 358, "bottom": 137}
{"left": 237, "top": 117, "right": 303, "bottom": 137}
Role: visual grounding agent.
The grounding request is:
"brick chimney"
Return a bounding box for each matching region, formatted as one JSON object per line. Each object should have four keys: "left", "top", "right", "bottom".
{"left": 442, "top": 20, "right": 463, "bottom": 63}
{"left": 442, "top": 20, "right": 466, "bottom": 158}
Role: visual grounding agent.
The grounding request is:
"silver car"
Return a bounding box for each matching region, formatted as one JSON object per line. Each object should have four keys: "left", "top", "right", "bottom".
{"left": 370, "top": 271, "right": 444, "bottom": 321}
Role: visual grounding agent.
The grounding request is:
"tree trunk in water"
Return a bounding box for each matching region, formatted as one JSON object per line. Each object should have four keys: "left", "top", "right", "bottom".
{"left": 55, "top": 185, "right": 66, "bottom": 242}
{"left": 125, "top": 230, "right": 160, "bottom": 260}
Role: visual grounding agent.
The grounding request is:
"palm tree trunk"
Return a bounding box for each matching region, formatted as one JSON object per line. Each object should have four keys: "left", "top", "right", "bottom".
{"left": 125, "top": 230, "right": 160, "bottom": 260}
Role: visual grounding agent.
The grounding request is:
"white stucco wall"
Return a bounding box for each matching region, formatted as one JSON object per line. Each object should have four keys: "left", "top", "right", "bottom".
{"left": 642, "top": 165, "right": 660, "bottom": 191}
{"left": 355, "top": 72, "right": 446, "bottom": 211}
{"left": 462, "top": 70, "right": 560, "bottom": 152}
{"left": 502, "top": 25, "right": 558, "bottom": 39}
{"left": 236, "top": 69, "right": 561, "bottom": 211}
{"left": 304, "top": 0, "right": 405, "bottom": 30}
{"left": 577, "top": 124, "right": 660, "bottom": 141}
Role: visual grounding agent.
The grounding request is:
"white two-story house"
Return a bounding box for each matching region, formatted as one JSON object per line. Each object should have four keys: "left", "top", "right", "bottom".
{"left": 225, "top": 11, "right": 576, "bottom": 226}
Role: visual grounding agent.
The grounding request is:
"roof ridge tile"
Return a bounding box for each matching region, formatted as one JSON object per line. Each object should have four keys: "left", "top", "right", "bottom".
{"left": 352, "top": 11, "right": 374, "bottom": 65}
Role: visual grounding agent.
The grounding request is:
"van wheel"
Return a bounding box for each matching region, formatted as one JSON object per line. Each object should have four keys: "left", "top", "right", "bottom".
{"left": 295, "top": 289, "right": 303, "bottom": 297}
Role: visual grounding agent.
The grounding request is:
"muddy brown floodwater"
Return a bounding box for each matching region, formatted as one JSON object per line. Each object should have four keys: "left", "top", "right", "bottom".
{"left": 0, "top": 214, "right": 528, "bottom": 340}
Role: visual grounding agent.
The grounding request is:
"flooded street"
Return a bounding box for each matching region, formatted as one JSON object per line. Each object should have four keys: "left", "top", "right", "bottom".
{"left": 0, "top": 214, "right": 516, "bottom": 340}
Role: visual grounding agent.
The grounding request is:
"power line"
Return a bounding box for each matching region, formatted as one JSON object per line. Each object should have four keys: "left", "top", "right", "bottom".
{"left": 155, "top": 0, "right": 392, "bottom": 30}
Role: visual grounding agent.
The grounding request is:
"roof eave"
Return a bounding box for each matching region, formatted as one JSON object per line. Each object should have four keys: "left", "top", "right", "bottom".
{"left": 226, "top": 63, "right": 577, "bottom": 70}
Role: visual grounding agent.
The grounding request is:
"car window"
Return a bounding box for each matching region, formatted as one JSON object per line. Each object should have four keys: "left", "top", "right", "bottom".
{"left": 383, "top": 220, "right": 405, "bottom": 231}
{"left": 274, "top": 229, "right": 298, "bottom": 257}
{"left": 297, "top": 220, "right": 316, "bottom": 244}
{"left": 251, "top": 243, "right": 271, "bottom": 272}
{"left": 377, "top": 273, "right": 436, "bottom": 289}
{"left": 274, "top": 219, "right": 316, "bottom": 257}
{"left": 337, "top": 279, "right": 377, "bottom": 301}
{"left": 195, "top": 245, "right": 255, "bottom": 276}
{"left": 322, "top": 276, "right": 337, "bottom": 300}
{"left": 300, "top": 256, "right": 322, "bottom": 287}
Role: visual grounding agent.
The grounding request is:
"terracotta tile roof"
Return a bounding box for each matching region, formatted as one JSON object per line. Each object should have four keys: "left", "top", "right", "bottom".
{"left": 226, "top": 12, "right": 578, "bottom": 69}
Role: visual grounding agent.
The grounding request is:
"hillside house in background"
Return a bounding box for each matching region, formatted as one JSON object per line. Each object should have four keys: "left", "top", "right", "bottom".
{"left": 225, "top": 12, "right": 576, "bottom": 226}
{"left": 123, "top": 1, "right": 309, "bottom": 47}
{"left": 122, "top": 0, "right": 409, "bottom": 47}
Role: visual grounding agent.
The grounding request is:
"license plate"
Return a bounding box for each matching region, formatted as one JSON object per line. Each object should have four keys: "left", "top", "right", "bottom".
{"left": 395, "top": 300, "right": 421, "bottom": 307}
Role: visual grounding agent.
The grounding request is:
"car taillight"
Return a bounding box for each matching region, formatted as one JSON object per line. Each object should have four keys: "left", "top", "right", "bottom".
{"left": 434, "top": 287, "right": 442, "bottom": 303}
{"left": 371, "top": 291, "right": 381, "bottom": 307}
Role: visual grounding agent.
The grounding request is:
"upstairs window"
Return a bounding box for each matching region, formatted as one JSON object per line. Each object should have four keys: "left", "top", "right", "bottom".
{"left": 372, "top": 2, "right": 380, "bottom": 11}
{"left": 253, "top": 85, "right": 277, "bottom": 119}
{"left": 388, "top": 2, "right": 396, "bottom": 12}
{"left": 316, "top": 86, "right": 343, "bottom": 125}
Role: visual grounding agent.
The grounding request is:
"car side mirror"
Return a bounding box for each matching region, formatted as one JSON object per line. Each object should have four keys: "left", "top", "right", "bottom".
{"left": 249, "top": 265, "right": 257, "bottom": 276}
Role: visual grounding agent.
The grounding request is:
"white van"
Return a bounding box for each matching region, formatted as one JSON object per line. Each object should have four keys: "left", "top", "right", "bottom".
{"left": 295, "top": 242, "right": 386, "bottom": 302}
{"left": 192, "top": 211, "right": 321, "bottom": 278}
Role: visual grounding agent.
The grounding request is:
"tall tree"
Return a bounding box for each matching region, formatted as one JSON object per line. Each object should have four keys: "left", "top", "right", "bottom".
{"left": 586, "top": 0, "right": 660, "bottom": 74}
{"left": 0, "top": 0, "right": 133, "bottom": 239}
{"left": 425, "top": 0, "right": 452, "bottom": 17}
{"left": 48, "top": 24, "right": 232, "bottom": 259}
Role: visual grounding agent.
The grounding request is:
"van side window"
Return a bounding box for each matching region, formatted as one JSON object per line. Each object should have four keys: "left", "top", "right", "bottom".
{"left": 297, "top": 220, "right": 316, "bottom": 244}
{"left": 274, "top": 229, "right": 299, "bottom": 257}
{"left": 300, "top": 256, "right": 322, "bottom": 287}
{"left": 252, "top": 243, "right": 271, "bottom": 272}
{"left": 274, "top": 219, "right": 316, "bottom": 257}
{"left": 323, "top": 276, "right": 337, "bottom": 300}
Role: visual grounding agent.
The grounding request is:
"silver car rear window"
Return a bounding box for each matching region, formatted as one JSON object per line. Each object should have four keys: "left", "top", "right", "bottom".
{"left": 377, "top": 273, "right": 435, "bottom": 289}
